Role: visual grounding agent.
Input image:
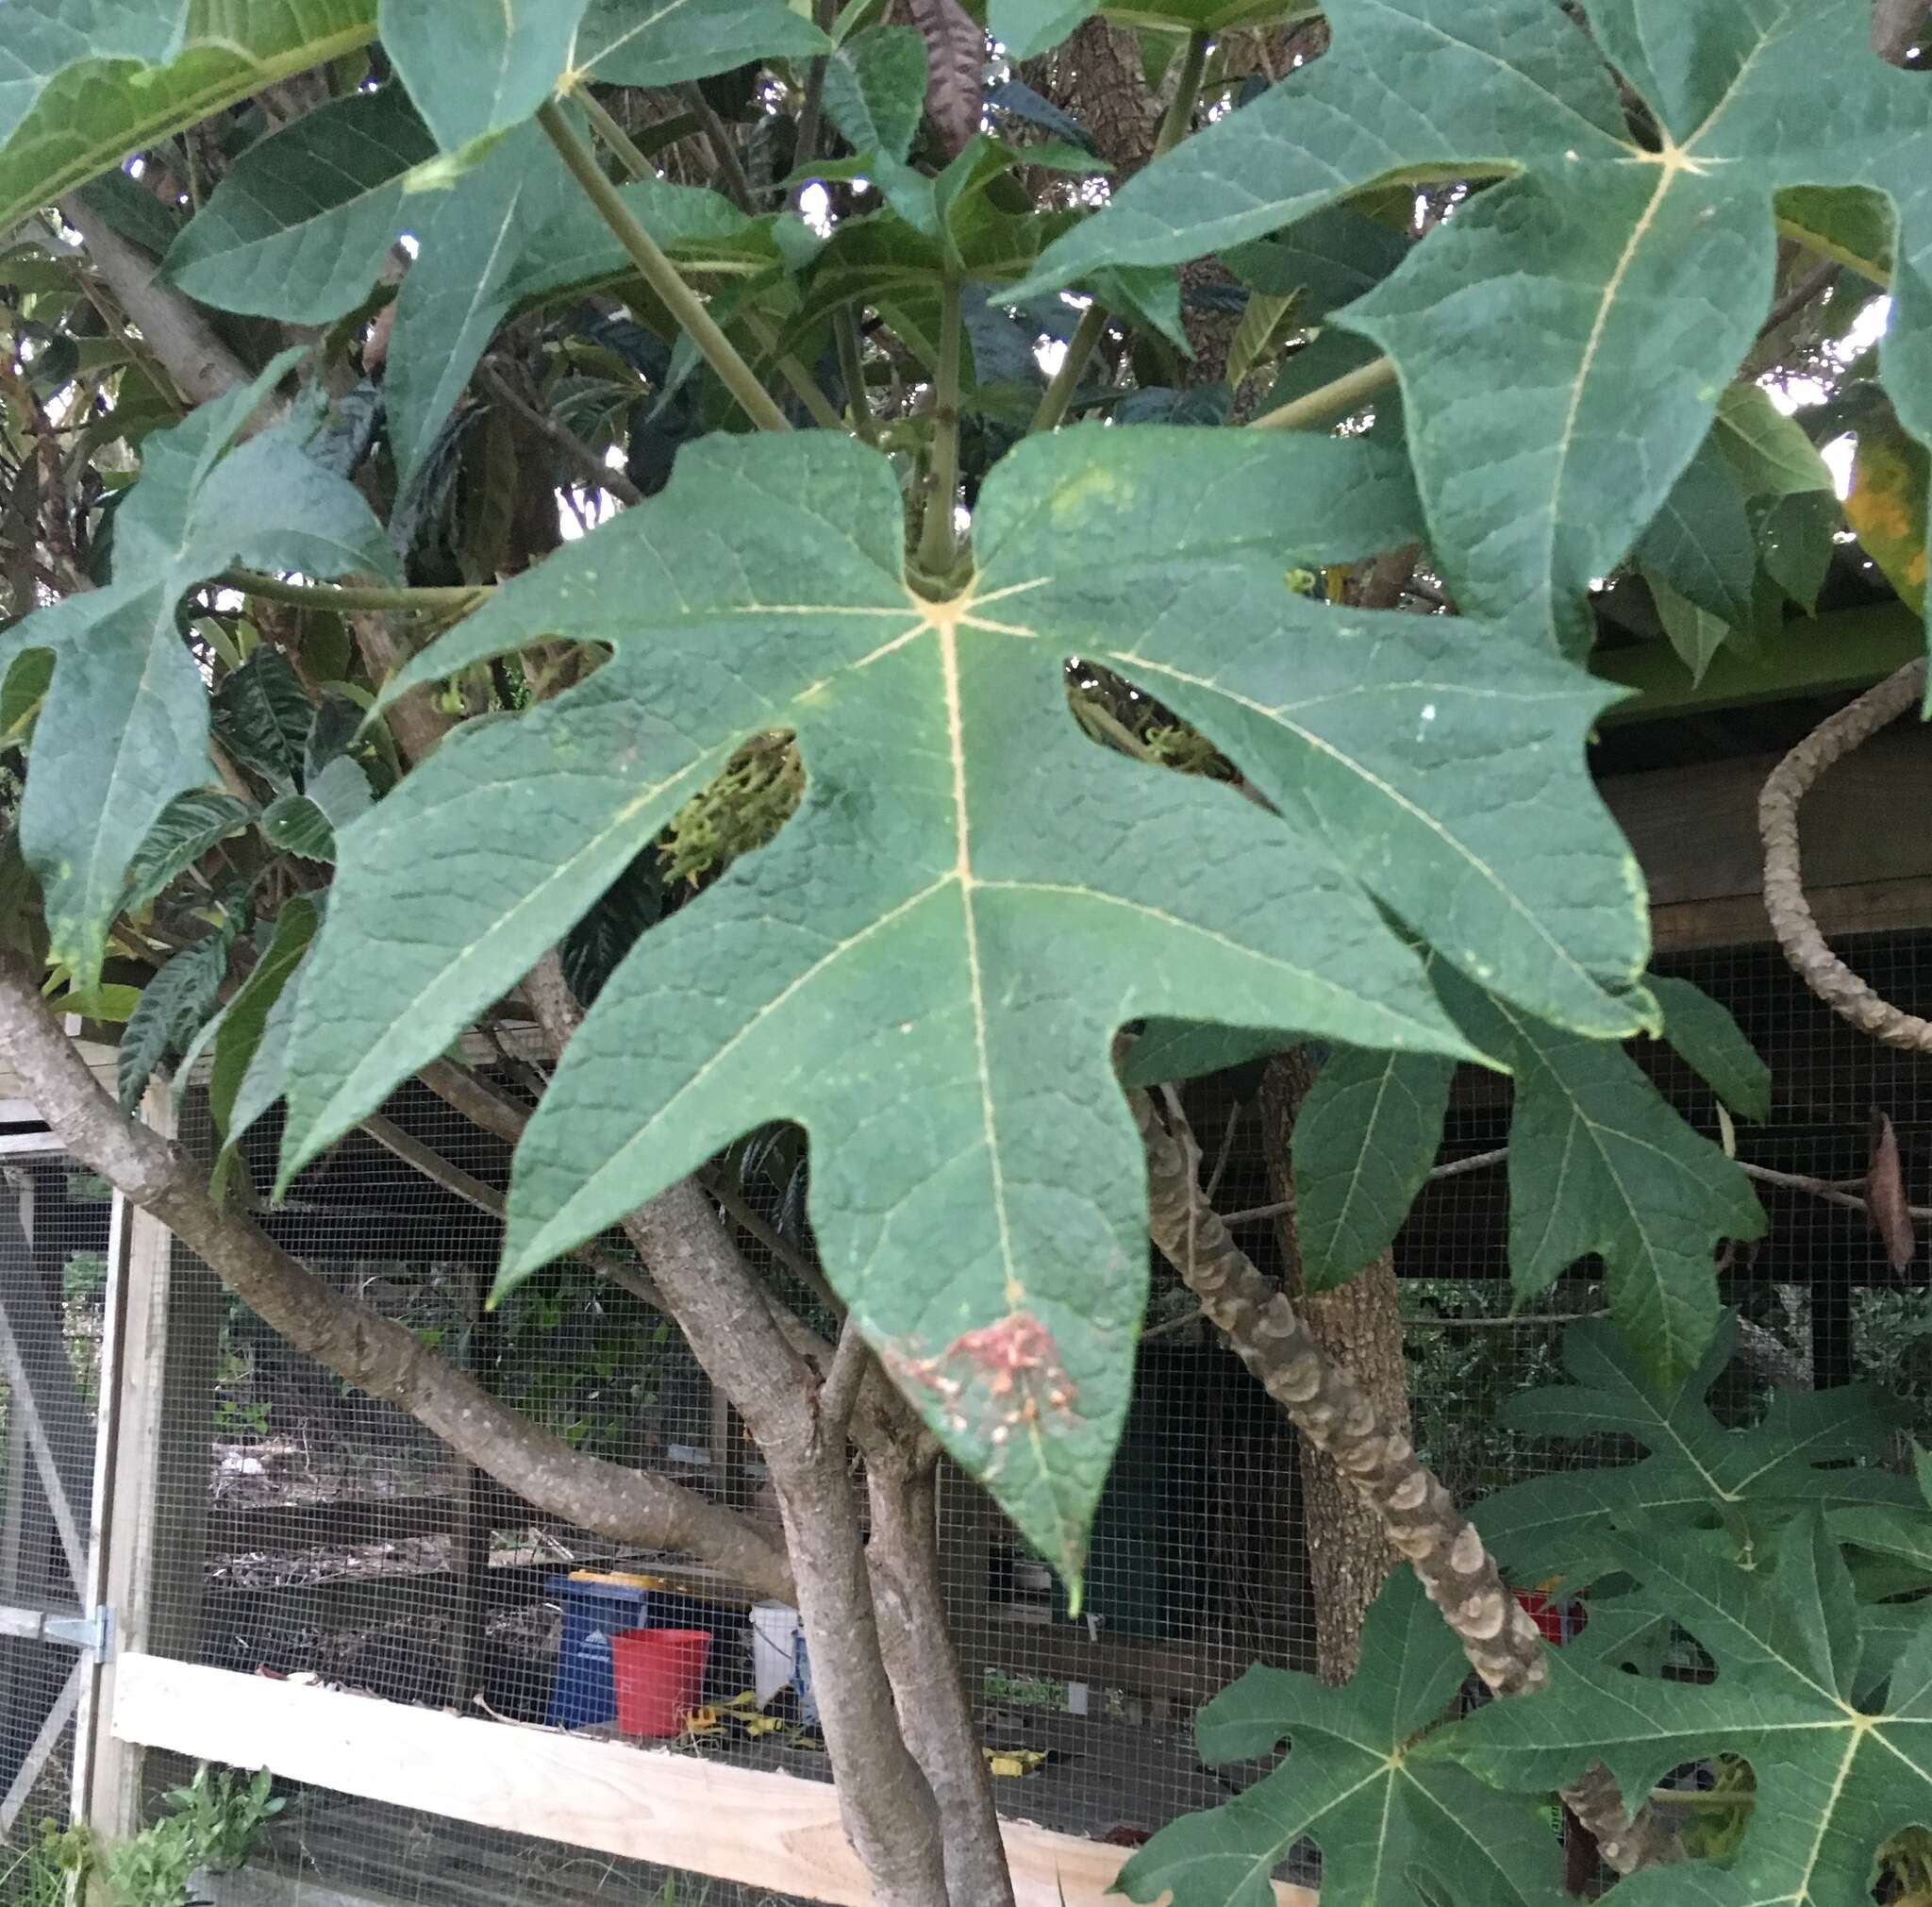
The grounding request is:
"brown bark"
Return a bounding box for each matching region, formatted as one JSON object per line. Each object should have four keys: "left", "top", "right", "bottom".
{"left": 60, "top": 193, "right": 256, "bottom": 409}
{"left": 524, "top": 973, "right": 955, "bottom": 1907}
{"left": 351, "top": 612, "right": 456, "bottom": 765}
{"left": 1129, "top": 1084, "right": 1680, "bottom": 1877}
{"left": 0, "top": 950, "right": 795, "bottom": 1599}
{"left": 1058, "top": 19, "right": 1166, "bottom": 174}
{"left": 1258, "top": 1051, "right": 1407, "bottom": 1683}
{"left": 868, "top": 1446, "right": 1018, "bottom": 1907}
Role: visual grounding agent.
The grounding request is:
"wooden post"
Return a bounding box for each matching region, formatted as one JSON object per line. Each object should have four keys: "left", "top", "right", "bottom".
{"left": 444, "top": 1269, "right": 493, "bottom": 1710}
{"left": 77, "top": 1083, "right": 222, "bottom": 1852}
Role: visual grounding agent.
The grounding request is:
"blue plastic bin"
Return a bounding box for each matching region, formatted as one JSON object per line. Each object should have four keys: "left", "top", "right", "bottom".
{"left": 545, "top": 1572, "right": 658, "bottom": 1728}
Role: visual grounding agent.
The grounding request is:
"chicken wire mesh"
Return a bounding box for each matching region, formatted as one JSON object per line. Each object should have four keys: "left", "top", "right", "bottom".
{"left": 6, "top": 928, "right": 1931, "bottom": 1905}
{"left": 0, "top": 1135, "right": 112, "bottom": 1856}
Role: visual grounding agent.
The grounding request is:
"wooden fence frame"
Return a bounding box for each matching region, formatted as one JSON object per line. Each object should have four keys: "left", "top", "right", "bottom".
{"left": 109, "top": 1653, "right": 1316, "bottom": 1907}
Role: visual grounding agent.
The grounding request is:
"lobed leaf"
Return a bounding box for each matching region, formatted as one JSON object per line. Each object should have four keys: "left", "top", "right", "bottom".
{"left": 1118, "top": 1572, "right": 1566, "bottom": 1907}
{"left": 272, "top": 425, "right": 1679, "bottom": 1579}
{"left": 1015, "top": 0, "right": 1932, "bottom": 661}
{"left": 1435, "top": 1521, "right": 1932, "bottom": 1907}
{"left": 1479, "top": 1317, "right": 1911, "bottom": 1583}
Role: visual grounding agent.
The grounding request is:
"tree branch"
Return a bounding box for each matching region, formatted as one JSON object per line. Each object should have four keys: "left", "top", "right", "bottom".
{"left": 59, "top": 193, "right": 255, "bottom": 408}
{"left": 521, "top": 967, "right": 950, "bottom": 1907}
{"left": 477, "top": 358, "right": 645, "bottom": 508}
{"left": 1129, "top": 1084, "right": 1680, "bottom": 1876}
{"left": 1761, "top": 659, "right": 1932, "bottom": 1050}
{"left": 0, "top": 950, "right": 793, "bottom": 1599}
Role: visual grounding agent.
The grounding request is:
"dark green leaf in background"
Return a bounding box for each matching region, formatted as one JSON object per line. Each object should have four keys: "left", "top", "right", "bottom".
{"left": 1292, "top": 1046, "right": 1454, "bottom": 1291}
{"left": 1651, "top": 975, "right": 1771, "bottom": 1124}
{"left": 117, "top": 932, "right": 231, "bottom": 1112}
{"left": 822, "top": 27, "right": 928, "bottom": 164}
{"left": 1435, "top": 971, "right": 1762, "bottom": 1385}
{"left": 163, "top": 87, "right": 436, "bottom": 326}
{"left": 0, "top": 354, "right": 393, "bottom": 989}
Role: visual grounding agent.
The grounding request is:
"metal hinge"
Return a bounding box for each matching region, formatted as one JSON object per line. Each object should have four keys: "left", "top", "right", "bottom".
{"left": 43, "top": 1605, "right": 111, "bottom": 1657}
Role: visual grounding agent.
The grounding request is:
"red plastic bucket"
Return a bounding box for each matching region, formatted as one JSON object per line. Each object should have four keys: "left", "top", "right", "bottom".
{"left": 612, "top": 1627, "right": 710, "bottom": 1738}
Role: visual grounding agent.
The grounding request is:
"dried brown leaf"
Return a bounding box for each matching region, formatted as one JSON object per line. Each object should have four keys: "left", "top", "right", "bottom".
{"left": 908, "top": 0, "right": 983, "bottom": 157}
{"left": 1866, "top": 1108, "right": 1916, "bottom": 1271}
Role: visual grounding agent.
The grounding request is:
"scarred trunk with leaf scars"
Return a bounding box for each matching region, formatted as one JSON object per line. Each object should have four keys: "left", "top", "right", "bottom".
{"left": 1128, "top": 1084, "right": 1682, "bottom": 1879}
{"left": 1258, "top": 1049, "right": 1409, "bottom": 1683}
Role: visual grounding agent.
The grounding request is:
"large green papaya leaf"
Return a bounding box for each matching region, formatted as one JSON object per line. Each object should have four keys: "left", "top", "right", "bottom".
{"left": 278, "top": 427, "right": 1651, "bottom": 1579}
{"left": 162, "top": 86, "right": 437, "bottom": 326}
{"left": 1435, "top": 1520, "right": 1932, "bottom": 1907}
{"left": 1435, "top": 969, "right": 1758, "bottom": 1384}
{"left": 1117, "top": 1571, "right": 1566, "bottom": 1907}
{"left": 1012, "top": 0, "right": 1932, "bottom": 659}
{"left": 379, "top": 0, "right": 591, "bottom": 153}
{"left": 1477, "top": 1318, "right": 1911, "bottom": 1585}
{"left": 0, "top": 356, "right": 393, "bottom": 991}
{"left": 0, "top": 0, "right": 377, "bottom": 234}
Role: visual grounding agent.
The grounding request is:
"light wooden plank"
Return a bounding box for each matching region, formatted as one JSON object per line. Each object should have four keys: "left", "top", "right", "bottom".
{"left": 80, "top": 1088, "right": 179, "bottom": 1852}
{"left": 112, "top": 1654, "right": 1316, "bottom": 1907}
{"left": 0, "top": 1653, "right": 82, "bottom": 1835}
{"left": 70, "top": 1175, "right": 135, "bottom": 1837}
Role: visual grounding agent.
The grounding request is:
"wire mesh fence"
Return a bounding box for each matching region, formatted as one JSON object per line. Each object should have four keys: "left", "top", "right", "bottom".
{"left": 4, "top": 928, "right": 1930, "bottom": 1904}
{"left": 0, "top": 1139, "right": 111, "bottom": 1852}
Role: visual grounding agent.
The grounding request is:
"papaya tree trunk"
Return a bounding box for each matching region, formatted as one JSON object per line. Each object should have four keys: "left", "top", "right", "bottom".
{"left": 1259, "top": 1049, "right": 1410, "bottom": 1683}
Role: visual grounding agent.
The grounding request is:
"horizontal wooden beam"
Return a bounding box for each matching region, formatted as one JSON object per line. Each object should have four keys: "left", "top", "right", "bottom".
{"left": 1595, "top": 601, "right": 1922, "bottom": 723}
{"left": 1602, "top": 728, "right": 1932, "bottom": 948}
{"left": 111, "top": 1653, "right": 1315, "bottom": 1907}
{"left": 958, "top": 1612, "right": 1248, "bottom": 1710}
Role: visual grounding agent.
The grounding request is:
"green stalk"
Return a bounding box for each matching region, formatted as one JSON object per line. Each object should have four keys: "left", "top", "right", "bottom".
{"left": 537, "top": 99, "right": 791, "bottom": 434}
{"left": 217, "top": 569, "right": 491, "bottom": 615}
{"left": 835, "top": 307, "right": 879, "bottom": 445}
{"left": 1029, "top": 299, "right": 1108, "bottom": 434}
{"left": 575, "top": 89, "right": 844, "bottom": 433}
{"left": 1026, "top": 29, "right": 1209, "bottom": 437}
{"left": 917, "top": 280, "right": 964, "bottom": 576}
{"left": 1154, "top": 29, "right": 1211, "bottom": 157}
{"left": 1249, "top": 354, "right": 1397, "bottom": 432}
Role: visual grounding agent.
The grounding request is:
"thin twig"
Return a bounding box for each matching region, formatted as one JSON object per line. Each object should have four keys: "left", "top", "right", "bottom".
{"left": 360, "top": 1112, "right": 665, "bottom": 1310}
{"left": 818, "top": 1314, "right": 872, "bottom": 1435}
{"left": 706, "top": 1174, "right": 843, "bottom": 1316}
{"left": 1757, "top": 259, "right": 1839, "bottom": 342}
{"left": 477, "top": 359, "right": 644, "bottom": 507}
{"left": 677, "top": 83, "right": 758, "bottom": 212}
{"left": 836, "top": 307, "right": 879, "bottom": 445}
{"left": 1205, "top": 1099, "right": 1241, "bottom": 1204}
